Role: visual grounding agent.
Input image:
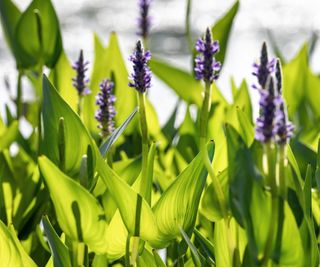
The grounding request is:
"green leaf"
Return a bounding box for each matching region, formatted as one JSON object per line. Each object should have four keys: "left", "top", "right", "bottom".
{"left": 41, "top": 216, "right": 72, "bottom": 267}
{"left": 151, "top": 143, "right": 214, "bottom": 246}
{"left": 41, "top": 75, "right": 96, "bottom": 176}
{"left": 232, "top": 79, "right": 253, "bottom": 122}
{"left": 0, "top": 0, "right": 21, "bottom": 58}
{"left": 49, "top": 51, "right": 78, "bottom": 111}
{"left": 0, "top": 221, "right": 37, "bottom": 267}
{"left": 99, "top": 108, "right": 138, "bottom": 156}
{"left": 180, "top": 228, "right": 201, "bottom": 267}
{"left": 38, "top": 156, "right": 108, "bottom": 253}
{"left": 149, "top": 58, "right": 203, "bottom": 106}
{"left": 95, "top": 153, "right": 159, "bottom": 245}
{"left": 211, "top": 1, "right": 239, "bottom": 65}
{"left": 14, "top": 0, "right": 62, "bottom": 68}
{"left": 0, "top": 121, "right": 19, "bottom": 151}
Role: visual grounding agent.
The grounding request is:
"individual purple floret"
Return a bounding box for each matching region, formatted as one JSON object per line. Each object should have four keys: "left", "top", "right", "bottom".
{"left": 137, "top": 0, "right": 151, "bottom": 39}
{"left": 273, "top": 59, "right": 294, "bottom": 144}
{"left": 252, "top": 42, "right": 275, "bottom": 89}
{"left": 194, "top": 28, "right": 221, "bottom": 84}
{"left": 255, "top": 76, "right": 277, "bottom": 143}
{"left": 95, "top": 79, "right": 116, "bottom": 137}
{"left": 129, "top": 40, "right": 152, "bottom": 93}
{"left": 72, "top": 50, "right": 91, "bottom": 96}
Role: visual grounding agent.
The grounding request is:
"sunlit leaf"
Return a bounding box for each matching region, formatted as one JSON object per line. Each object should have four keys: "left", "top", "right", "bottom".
{"left": 0, "top": 221, "right": 37, "bottom": 267}
{"left": 38, "top": 156, "right": 108, "bottom": 253}
{"left": 14, "top": 0, "right": 62, "bottom": 68}
{"left": 211, "top": 1, "right": 239, "bottom": 65}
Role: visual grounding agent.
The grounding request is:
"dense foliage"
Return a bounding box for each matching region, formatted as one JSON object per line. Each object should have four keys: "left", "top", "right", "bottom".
{"left": 1, "top": 0, "right": 320, "bottom": 266}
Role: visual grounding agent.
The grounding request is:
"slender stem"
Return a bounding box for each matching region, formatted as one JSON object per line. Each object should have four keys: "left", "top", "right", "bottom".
{"left": 130, "top": 92, "right": 149, "bottom": 266}
{"left": 138, "top": 92, "right": 149, "bottom": 197}
{"left": 130, "top": 236, "right": 140, "bottom": 267}
{"left": 77, "top": 95, "right": 83, "bottom": 116}
{"left": 261, "top": 143, "right": 278, "bottom": 266}
{"left": 16, "top": 70, "right": 23, "bottom": 119}
{"left": 199, "top": 82, "right": 226, "bottom": 217}
{"left": 278, "top": 145, "right": 287, "bottom": 199}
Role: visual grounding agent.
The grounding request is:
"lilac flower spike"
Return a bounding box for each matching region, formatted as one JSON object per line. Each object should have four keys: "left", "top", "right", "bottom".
{"left": 129, "top": 40, "right": 152, "bottom": 93}
{"left": 95, "top": 79, "right": 116, "bottom": 137}
{"left": 252, "top": 42, "right": 276, "bottom": 89}
{"left": 72, "top": 50, "right": 91, "bottom": 96}
{"left": 137, "top": 0, "right": 151, "bottom": 39}
{"left": 194, "top": 28, "right": 221, "bottom": 84}
{"left": 255, "top": 76, "right": 278, "bottom": 143}
{"left": 273, "top": 59, "right": 294, "bottom": 144}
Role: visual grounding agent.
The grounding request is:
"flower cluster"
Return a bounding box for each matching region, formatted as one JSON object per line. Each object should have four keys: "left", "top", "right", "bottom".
{"left": 194, "top": 28, "right": 221, "bottom": 84}
{"left": 137, "top": 0, "right": 152, "bottom": 39}
{"left": 129, "top": 41, "right": 152, "bottom": 93}
{"left": 72, "top": 50, "right": 91, "bottom": 96}
{"left": 95, "top": 79, "right": 116, "bottom": 137}
{"left": 252, "top": 42, "right": 275, "bottom": 89}
{"left": 254, "top": 44, "right": 294, "bottom": 145}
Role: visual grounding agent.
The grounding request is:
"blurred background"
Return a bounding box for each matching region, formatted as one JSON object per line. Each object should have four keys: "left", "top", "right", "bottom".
{"left": 1, "top": 0, "right": 320, "bottom": 125}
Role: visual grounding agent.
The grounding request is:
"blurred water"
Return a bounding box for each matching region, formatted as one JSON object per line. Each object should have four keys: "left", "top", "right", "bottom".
{"left": 1, "top": 0, "right": 320, "bottom": 125}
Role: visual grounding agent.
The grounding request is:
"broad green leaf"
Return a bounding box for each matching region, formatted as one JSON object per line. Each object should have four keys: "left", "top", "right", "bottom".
{"left": 95, "top": 153, "right": 159, "bottom": 245}
{"left": 41, "top": 75, "right": 96, "bottom": 176}
{"left": 138, "top": 248, "right": 157, "bottom": 267}
{"left": 0, "top": 121, "right": 19, "bottom": 151}
{"left": 99, "top": 108, "right": 138, "bottom": 156}
{"left": 211, "top": 1, "right": 239, "bottom": 65}
{"left": 38, "top": 156, "right": 108, "bottom": 253}
{"left": 0, "top": 0, "right": 21, "bottom": 58}
{"left": 0, "top": 221, "right": 37, "bottom": 267}
{"left": 151, "top": 143, "right": 214, "bottom": 247}
{"left": 84, "top": 33, "right": 137, "bottom": 135}
{"left": 14, "top": 0, "right": 62, "bottom": 68}
{"left": 49, "top": 51, "right": 78, "bottom": 111}
{"left": 149, "top": 58, "right": 203, "bottom": 106}
{"left": 41, "top": 216, "right": 72, "bottom": 267}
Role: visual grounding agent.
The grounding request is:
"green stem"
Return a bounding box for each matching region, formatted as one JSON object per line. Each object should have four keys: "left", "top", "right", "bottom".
{"left": 138, "top": 92, "right": 149, "bottom": 198}
{"left": 199, "top": 82, "right": 226, "bottom": 217}
{"left": 16, "top": 70, "right": 23, "bottom": 119}
{"left": 278, "top": 145, "right": 287, "bottom": 199}
{"left": 261, "top": 143, "right": 278, "bottom": 266}
{"left": 130, "top": 92, "right": 149, "bottom": 266}
{"left": 77, "top": 95, "right": 83, "bottom": 116}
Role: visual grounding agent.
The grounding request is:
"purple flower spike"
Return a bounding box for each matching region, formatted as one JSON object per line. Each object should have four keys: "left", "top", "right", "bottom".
{"left": 137, "top": 0, "right": 151, "bottom": 39}
{"left": 194, "top": 28, "right": 221, "bottom": 84}
{"left": 255, "top": 76, "right": 277, "bottom": 143}
{"left": 273, "top": 59, "right": 294, "bottom": 144}
{"left": 95, "top": 79, "right": 116, "bottom": 137}
{"left": 129, "top": 40, "right": 152, "bottom": 93}
{"left": 252, "top": 42, "right": 275, "bottom": 89}
{"left": 72, "top": 50, "right": 91, "bottom": 96}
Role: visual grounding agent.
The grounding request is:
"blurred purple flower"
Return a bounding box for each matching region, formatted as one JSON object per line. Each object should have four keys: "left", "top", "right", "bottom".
{"left": 129, "top": 40, "right": 152, "bottom": 93}
{"left": 95, "top": 79, "right": 116, "bottom": 137}
{"left": 194, "top": 28, "right": 221, "bottom": 84}
{"left": 137, "top": 0, "right": 151, "bottom": 39}
{"left": 273, "top": 59, "right": 294, "bottom": 144}
{"left": 255, "top": 76, "right": 278, "bottom": 143}
{"left": 72, "top": 50, "right": 91, "bottom": 96}
{"left": 252, "top": 42, "right": 275, "bottom": 89}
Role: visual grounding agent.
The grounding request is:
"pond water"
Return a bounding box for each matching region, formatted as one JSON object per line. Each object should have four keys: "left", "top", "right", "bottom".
{"left": 1, "top": 0, "right": 320, "bottom": 125}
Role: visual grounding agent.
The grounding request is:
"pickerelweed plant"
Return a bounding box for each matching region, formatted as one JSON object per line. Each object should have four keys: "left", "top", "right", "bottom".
{"left": 1, "top": 0, "right": 320, "bottom": 266}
